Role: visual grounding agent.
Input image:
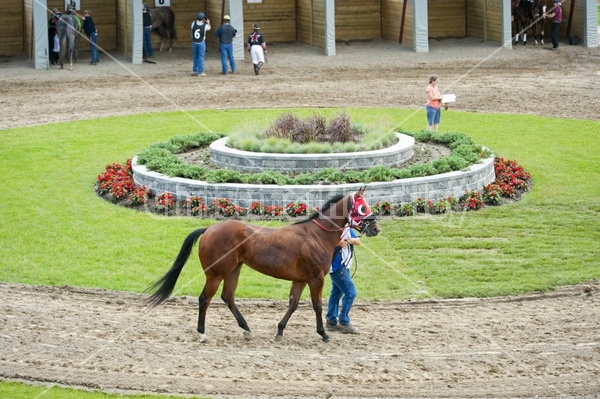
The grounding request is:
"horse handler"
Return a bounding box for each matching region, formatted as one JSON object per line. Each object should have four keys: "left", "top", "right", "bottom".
{"left": 75, "top": 9, "right": 99, "bottom": 65}
{"left": 247, "top": 23, "right": 266, "bottom": 75}
{"left": 215, "top": 15, "right": 237, "bottom": 75}
{"left": 142, "top": 5, "right": 155, "bottom": 61}
{"left": 191, "top": 12, "right": 210, "bottom": 76}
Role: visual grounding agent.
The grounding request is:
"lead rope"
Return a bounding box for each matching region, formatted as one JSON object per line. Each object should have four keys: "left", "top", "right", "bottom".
{"left": 350, "top": 230, "right": 363, "bottom": 278}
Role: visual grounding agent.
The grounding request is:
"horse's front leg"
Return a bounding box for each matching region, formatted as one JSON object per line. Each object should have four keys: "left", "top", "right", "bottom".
{"left": 276, "top": 281, "right": 306, "bottom": 341}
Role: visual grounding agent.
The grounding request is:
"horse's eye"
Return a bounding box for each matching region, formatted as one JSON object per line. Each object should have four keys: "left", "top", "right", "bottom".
{"left": 357, "top": 205, "right": 367, "bottom": 216}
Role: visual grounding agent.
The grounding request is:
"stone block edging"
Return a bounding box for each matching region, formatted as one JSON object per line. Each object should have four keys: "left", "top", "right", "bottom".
{"left": 209, "top": 133, "right": 414, "bottom": 173}
{"left": 132, "top": 155, "right": 496, "bottom": 209}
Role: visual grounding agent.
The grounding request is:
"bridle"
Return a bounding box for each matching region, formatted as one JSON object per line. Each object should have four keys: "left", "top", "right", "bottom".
{"left": 311, "top": 194, "right": 376, "bottom": 234}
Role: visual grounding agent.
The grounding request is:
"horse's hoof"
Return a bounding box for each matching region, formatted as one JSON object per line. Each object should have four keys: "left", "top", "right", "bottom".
{"left": 199, "top": 333, "right": 208, "bottom": 343}
{"left": 322, "top": 334, "right": 330, "bottom": 342}
{"left": 243, "top": 331, "right": 252, "bottom": 340}
{"left": 275, "top": 334, "right": 283, "bottom": 341}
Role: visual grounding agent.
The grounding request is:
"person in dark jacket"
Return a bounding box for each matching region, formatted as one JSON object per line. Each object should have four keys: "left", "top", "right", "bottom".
{"left": 191, "top": 12, "right": 211, "bottom": 76}
{"left": 215, "top": 15, "right": 237, "bottom": 75}
{"left": 48, "top": 8, "right": 61, "bottom": 65}
{"left": 76, "top": 9, "right": 99, "bottom": 65}
{"left": 247, "top": 23, "right": 266, "bottom": 75}
{"left": 142, "top": 4, "right": 154, "bottom": 60}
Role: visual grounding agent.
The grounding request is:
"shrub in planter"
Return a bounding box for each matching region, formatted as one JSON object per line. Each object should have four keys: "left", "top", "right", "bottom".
{"left": 156, "top": 191, "right": 175, "bottom": 210}
{"left": 397, "top": 202, "right": 415, "bottom": 217}
{"left": 285, "top": 202, "right": 308, "bottom": 217}
{"left": 460, "top": 190, "right": 484, "bottom": 211}
{"left": 128, "top": 185, "right": 150, "bottom": 206}
{"left": 184, "top": 196, "right": 207, "bottom": 216}
{"left": 373, "top": 201, "right": 392, "bottom": 216}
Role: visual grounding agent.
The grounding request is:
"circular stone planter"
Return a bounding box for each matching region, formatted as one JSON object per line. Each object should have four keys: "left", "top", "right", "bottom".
{"left": 132, "top": 146, "right": 496, "bottom": 209}
{"left": 209, "top": 133, "right": 414, "bottom": 173}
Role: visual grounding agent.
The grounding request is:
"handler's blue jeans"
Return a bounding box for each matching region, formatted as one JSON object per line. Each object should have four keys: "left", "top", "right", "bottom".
{"left": 192, "top": 41, "right": 206, "bottom": 74}
{"left": 219, "top": 42, "right": 236, "bottom": 74}
{"left": 143, "top": 26, "right": 153, "bottom": 58}
{"left": 551, "top": 22, "right": 561, "bottom": 49}
{"left": 326, "top": 267, "right": 357, "bottom": 325}
{"left": 89, "top": 31, "right": 99, "bottom": 63}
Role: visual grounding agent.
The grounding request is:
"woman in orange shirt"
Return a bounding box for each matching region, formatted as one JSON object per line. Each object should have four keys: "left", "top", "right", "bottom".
{"left": 425, "top": 75, "right": 442, "bottom": 132}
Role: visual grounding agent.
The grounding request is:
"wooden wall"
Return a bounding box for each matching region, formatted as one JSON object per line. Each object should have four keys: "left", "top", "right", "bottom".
{"left": 382, "top": 0, "right": 413, "bottom": 46}
{"left": 23, "top": 0, "right": 32, "bottom": 58}
{"left": 1, "top": 0, "right": 24, "bottom": 56}
{"left": 428, "top": 0, "right": 465, "bottom": 38}
{"left": 241, "top": 0, "right": 296, "bottom": 43}
{"left": 297, "top": 0, "right": 325, "bottom": 48}
{"left": 335, "top": 0, "right": 381, "bottom": 41}
{"left": 565, "top": 0, "right": 584, "bottom": 41}
{"left": 116, "top": 0, "right": 128, "bottom": 55}
{"left": 466, "top": 0, "right": 503, "bottom": 43}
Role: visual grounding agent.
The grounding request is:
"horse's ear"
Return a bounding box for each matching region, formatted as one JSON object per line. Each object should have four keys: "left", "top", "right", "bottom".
{"left": 354, "top": 185, "right": 366, "bottom": 199}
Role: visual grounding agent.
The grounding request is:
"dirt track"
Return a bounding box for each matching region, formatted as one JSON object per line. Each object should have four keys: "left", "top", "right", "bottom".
{"left": 1, "top": 38, "right": 600, "bottom": 398}
{"left": 1, "top": 38, "right": 599, "bottom": 130}
{"left": 1, "top": 282, "right": 599, "bottom": 398}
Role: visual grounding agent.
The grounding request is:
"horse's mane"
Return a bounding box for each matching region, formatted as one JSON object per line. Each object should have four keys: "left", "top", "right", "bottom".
{"left": 293, "top": 194, "right": 345, "bottom": 225}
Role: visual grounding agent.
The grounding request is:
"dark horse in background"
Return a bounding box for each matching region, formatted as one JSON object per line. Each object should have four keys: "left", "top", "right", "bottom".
{"left": 146, "top": 187, "right": 381, "bottom": 343}
{"left": 150, "top": 7, "right": 176, "bottom": 51}
{"left": 513, "top": 0, "right": 548, "bottom": 45}
{"left": 56, "top": 14, "right": 81, "bottom": 70}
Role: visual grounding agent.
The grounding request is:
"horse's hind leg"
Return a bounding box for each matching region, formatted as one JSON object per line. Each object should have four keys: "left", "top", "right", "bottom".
{"left": 276, "top": 281, "right": 306, "bottom": 341}
{"left": 197, "top": 276, "right": 222, "bottom": 343}
{"left": 221, "top": 263, "right": 251, "bottom": 339}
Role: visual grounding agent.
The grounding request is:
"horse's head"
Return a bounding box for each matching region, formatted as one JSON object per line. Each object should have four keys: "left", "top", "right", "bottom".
{"left": 349, "top": 186, "right": 381, "bottom": 237}
{"left": 534, "top": 0, "right": 548, "bottom": 15}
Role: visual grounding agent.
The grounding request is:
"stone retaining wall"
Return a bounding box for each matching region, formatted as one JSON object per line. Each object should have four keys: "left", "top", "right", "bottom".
{"left": 132, "top": 156, "right": 496, "bottom": 208}
{"left": 209, "top": 133, "right": 414, "bottom": 172}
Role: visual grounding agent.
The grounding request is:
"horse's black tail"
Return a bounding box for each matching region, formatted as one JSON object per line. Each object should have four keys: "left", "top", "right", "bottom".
{"left": 145, "top": 228, "right": 206, "bottom": 307}
{"left": 169, "top": 8, "right": 176, "bottom": 40}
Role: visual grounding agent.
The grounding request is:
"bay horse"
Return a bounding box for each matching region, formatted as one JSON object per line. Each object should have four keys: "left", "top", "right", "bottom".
{"left": 56, "top": 14, "right": 81, "bottom": 70}
{"left": 146, "top": 187, "right": 381, "bottom": 343}
{"left": 512, "top": 0, "right": 536, "bottom": 45}
{"left": 150, "top": 7, "right": 176, "bottom": 52}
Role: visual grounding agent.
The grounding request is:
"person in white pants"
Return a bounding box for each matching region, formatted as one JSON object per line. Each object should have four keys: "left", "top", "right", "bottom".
{"left": 247, "top": 23, "right": 266, "bottom": 75}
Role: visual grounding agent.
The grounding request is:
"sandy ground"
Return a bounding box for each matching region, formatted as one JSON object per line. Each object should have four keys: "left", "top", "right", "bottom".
{"left": 1, "top": 37, "right": 599, "bottom": 130}
{"left": 1, "top": 38, "right": 600, "bottom": 398}
{"left": 1, "top": 282, "right": 599, "bottom": 398}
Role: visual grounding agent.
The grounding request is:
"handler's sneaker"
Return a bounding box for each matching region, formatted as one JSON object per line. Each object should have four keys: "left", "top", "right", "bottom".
{"left": 337, "top": 323, "right": 359, "bottom": 334}
{"left": 325, "top": 320, "right": 338, "bottom": 332}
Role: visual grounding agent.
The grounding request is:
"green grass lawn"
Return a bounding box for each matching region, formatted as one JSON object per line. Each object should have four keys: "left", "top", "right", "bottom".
{"left": 1, "top": 107, "right": 599, "bottom": 398}
{"left": 0, "top": 382, "right": 209, "bottom": 399}
{"left": 1, "top": 108, "right": 599, "bottom": 299}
